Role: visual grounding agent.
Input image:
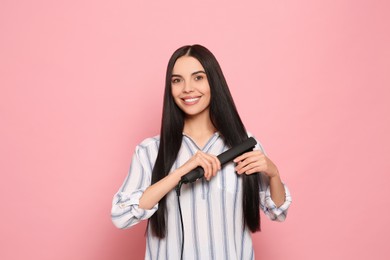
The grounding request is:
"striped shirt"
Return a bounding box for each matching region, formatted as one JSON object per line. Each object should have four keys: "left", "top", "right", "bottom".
{"left": 111, "top": 132, "right": 292, "bottom": 260}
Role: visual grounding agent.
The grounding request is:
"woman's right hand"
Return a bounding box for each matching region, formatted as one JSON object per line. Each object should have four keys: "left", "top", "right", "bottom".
{"left": 179, "top": 151, "right": 221, "bottom": 181}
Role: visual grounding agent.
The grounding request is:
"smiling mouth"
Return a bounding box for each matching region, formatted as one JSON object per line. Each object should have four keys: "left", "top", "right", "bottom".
{"left": 183, "top": 97, "right": 200, "bottom": 103}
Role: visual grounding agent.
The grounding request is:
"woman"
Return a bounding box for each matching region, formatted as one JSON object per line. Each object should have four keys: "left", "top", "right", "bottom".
{"left": 111, "top": 44, "right": 292, "bottom": 260}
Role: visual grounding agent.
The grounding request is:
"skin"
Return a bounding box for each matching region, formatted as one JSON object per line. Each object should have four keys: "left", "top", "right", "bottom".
{"left": 234, "top": 151, "right": 286, "bottom": 207}
{"left": 139, "top": 55, "right": 286, "bottom": 210}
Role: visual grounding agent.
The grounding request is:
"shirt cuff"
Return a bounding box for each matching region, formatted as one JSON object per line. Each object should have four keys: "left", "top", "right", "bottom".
{"left": 263, "top": 184, "right": 292, "bottom": 221}
{"left": 118, "top": 190, "right": 158, "bottom": 220}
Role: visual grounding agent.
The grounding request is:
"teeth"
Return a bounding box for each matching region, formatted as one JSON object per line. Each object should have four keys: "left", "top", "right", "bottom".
{"left": 184, "top": 98, "right": 200, "bottom": 102}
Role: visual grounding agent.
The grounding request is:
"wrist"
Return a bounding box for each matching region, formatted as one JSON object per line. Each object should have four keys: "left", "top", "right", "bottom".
{"left": 173, "top": 166, "right": 191, "bottom": 182}
{"left": 269, "top": 169, "right": 280, "bottom": 180}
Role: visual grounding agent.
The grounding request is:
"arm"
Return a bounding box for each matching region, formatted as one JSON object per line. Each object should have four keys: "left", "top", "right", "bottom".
{"left": 111, "top": 144, "right": 158, "bottom": 229}
{"left": 269, "top": 174, "right": 286, "bottom": 207}
{"left": 234, "top": 149, "right": 286, "bottom": 207}
{"left": 233, "top": 139, "right": 292, "bottom": 220}
{"left": 112, "top": 139, "right": 221, "bottom": 229}
{"left": 138, "top": 167, "right": 185, "bottom": 210}
{"left": 139, "top": 150, "right": 221, "bottom": 209}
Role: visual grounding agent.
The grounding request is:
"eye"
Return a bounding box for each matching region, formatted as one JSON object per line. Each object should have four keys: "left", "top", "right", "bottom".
{"left": 171, "top": 78, "right": 181, "bottom": 84}
{"left": 194, "top": 75, "right": 204, "bottom": 81}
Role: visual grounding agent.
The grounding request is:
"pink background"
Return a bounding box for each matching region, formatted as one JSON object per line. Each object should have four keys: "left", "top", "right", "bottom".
{"left": 1, "top": 0, "right": 389, "bottom": 259}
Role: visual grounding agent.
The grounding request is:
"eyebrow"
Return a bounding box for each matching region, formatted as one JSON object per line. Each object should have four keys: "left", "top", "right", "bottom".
{"left": 171, "top": 70, "right": 206, "bottom": 78}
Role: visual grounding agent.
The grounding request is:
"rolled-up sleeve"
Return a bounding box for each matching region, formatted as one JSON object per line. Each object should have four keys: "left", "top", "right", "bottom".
{"left": 260, "top": 184, "right": 292, "bottom": 222}
{"left": 111, "top": 142, "right": 158, "bottom": 229}
{"left": 250, "top": 133, "right": 292, "bottom": 221}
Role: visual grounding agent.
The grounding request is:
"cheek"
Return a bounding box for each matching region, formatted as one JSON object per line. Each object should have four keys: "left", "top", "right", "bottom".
{"left": 171, "top": 86, "right": 180, "bottom": 97}
{"left": 200, "top": 82, "right": 211, "bottom": 95}
{"left": 171, "top": 88, "right": 182, "bottom": 106}
{"left": 203, "top": 90, "right": 212, "bottom": 107}
{"left": 203, "top": 86, "right": 212, "bottom": 99}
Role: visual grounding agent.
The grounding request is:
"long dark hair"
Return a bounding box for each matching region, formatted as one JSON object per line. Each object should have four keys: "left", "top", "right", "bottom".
{"left": 150, "top": 44, "right": 260, "bottom": 238}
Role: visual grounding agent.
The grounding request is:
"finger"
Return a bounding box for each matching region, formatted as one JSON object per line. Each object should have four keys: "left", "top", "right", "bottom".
{"left": 235, "top": 161, "right": 244, "bottom": 173}
{"left": 234, "top": 154, "right": 250, "bottom": 171}
{"left": 233, "top": 150, "right": 263, "bottom": 163}
{"left": 233, "top": 151, "right": 251, "bottom": 163}
{"left": 200, "top": 157, "right": 213, "bottom": 181}
{"left": 235, "top": 160, "right": 249, "bottom": 174}
{"left": 211, "top": 155, "right": 221, "bottom": 176}
{"left": 237, "top": 161, "right": 264, "bottom": 175}
{"left": 208, "top": 155, "right": 220, "bottom": 179}
{"left": 235, "top": 155, "right": 262, "bottom": 173}
{"left": 240, "top": 155, "right": 262, "bottom": 167}
{"left": 200, "top": 154, "right": 219, "bottom": 177}
{"left": 195, "top": 152, "right": 221, "bottom": 181}
{"left": 244, "top": 167, "right": 262, "bottom": 175}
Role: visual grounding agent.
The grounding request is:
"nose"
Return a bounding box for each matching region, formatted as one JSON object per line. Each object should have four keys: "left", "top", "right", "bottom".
{"left": 182, "top": 80, "right": 194, "bottom": 93}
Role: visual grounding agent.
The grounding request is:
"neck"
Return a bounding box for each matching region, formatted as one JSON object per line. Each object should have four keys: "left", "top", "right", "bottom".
{"left": 183, "top": 111, "right": 217, "bottom": 147}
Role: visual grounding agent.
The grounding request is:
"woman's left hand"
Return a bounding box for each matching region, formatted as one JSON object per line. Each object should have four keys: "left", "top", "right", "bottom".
{"left": 233, "top": 151, "right": 279, "bottom": 178}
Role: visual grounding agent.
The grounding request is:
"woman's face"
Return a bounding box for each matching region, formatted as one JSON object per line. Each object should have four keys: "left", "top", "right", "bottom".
{"left": 171, "top": 56, "right": 211, "bottom": 118}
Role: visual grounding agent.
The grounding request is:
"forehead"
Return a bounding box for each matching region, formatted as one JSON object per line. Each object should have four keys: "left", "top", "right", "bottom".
{"left": 172, "top": 56, "right": 205, "bottom": 75}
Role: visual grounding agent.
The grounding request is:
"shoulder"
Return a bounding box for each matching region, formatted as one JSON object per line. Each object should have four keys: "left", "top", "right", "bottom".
{"left": 138, "top": 135, "right": 160, "bottom": 148}
{"left": 132, "top": 135, "right": 160, "bottom": 162}
{"left": 134, "top": 135, "right": 160, "bottom": 153}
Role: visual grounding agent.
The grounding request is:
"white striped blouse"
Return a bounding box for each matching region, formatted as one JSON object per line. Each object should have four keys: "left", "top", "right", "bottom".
{"left": 111, "top": 132, "right": 292, "bottom": 260}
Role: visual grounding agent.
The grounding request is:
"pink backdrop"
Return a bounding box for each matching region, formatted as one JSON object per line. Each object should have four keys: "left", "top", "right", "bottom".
{"left": 1, "top": 0, "right": 389, "bottom": 259}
